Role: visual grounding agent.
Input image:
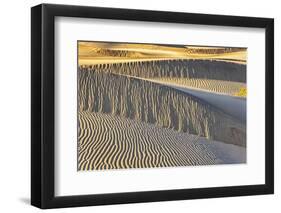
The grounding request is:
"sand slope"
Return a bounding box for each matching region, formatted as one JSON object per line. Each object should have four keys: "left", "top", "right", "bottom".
{"left": 133, "top": 77, "right": 247, "bottom": 123}
{"left": 79, "top": 70, "right": 246, "bottom": 146}
{"left": 169, "top": 85, "right": 247, "bottom": 123}
{"left": 78, "top": 111, "right": 245, "bottom": 171}
{"left": 150, "top": 78, "right": 246, "bottom": 97}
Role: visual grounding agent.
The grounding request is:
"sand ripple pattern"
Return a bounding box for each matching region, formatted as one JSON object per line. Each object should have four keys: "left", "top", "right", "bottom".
{"left": 78, "top": 111, "right": 223, "bottom": 171}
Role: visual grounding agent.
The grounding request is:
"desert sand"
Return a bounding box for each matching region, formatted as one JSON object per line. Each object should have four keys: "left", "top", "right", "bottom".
{"left": 77, "top": 41, "right": 247, "bottom": 171}
{"left": 78, "top": 111, "right": 245, "bottom": 171}
{"left": 79, "top": 42, "right": 247, "bottom": 65}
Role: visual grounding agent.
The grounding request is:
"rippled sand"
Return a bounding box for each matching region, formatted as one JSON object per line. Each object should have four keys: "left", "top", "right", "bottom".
{"left": 77, "top": 42, "right": 247, "bottom": 171}
{"left": 78, "top": 111, "right": 245, "bottom": 171}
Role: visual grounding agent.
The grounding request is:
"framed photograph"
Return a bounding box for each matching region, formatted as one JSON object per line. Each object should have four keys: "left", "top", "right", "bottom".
{"left": 31, "top": 3, "right": 274, "bottom": 209}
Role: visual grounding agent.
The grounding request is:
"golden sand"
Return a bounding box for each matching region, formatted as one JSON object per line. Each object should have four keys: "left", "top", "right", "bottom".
{"left": 77, "top": 41, "right": 247, "bottom": 171}
{"left": 78, "top": 42, "right": 247, "bottom": 65}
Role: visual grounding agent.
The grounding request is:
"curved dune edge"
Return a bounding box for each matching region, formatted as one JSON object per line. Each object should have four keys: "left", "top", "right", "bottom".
{"left": 148, "top": 78, "right": 247, "bottom": 97}
{"left": 78, "top": 111, "right": 246, "bottom": 171}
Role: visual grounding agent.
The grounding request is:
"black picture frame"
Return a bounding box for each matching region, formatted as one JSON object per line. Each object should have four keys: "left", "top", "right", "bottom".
{"left": 31, "top": 3, "right": 274, "bottom": 209}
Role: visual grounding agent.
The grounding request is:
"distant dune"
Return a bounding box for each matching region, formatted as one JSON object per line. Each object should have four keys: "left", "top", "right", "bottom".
{"left": 79, "top": 42, "right": 247, "bottom": 64}
{"left": 78, "top": 111, "right": 245, "bottom": 171}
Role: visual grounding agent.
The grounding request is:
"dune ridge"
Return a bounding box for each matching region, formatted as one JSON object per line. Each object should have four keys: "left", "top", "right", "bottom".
{"left": 78, "top": 69, "right": 246, "bottom": 146}
{"left": 149, "top": 78, "right": 246, "bottom": 97}
{"left": 79, "top": 59, "right": 246, "bottom": 83}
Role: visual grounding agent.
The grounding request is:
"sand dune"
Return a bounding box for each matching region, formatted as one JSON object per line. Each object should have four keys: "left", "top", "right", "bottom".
{"left": 79, "top": 69, "right": 246, "bottom": 146}
{"left": 78, "top": 42, "right": 247, "bottom": 171}
{"left": 80, "top": 59, "right": 246, "bottom": 83}
{"left": 79, "top": 42, "right": 247, "bottom": 64}
{"left": 124, "top": 76, "right": 247, "bottom": 122}
{"left": 78, "top": 111, "right": 245, "bottom": 171}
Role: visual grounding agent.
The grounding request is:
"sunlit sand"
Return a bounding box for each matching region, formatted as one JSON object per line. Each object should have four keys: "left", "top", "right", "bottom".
{"left": 79, "top": 42, "right": 247, "bottom": 65}
{"left": 77, "top": 41, "right": 247, "bottom": 171}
